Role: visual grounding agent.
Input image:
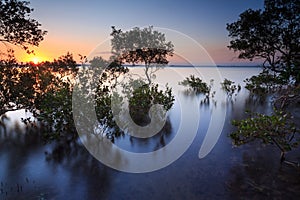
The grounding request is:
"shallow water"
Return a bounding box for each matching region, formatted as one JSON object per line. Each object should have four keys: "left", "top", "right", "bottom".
{"left": 1, "top": 67, "right": 300, "bottom": 199}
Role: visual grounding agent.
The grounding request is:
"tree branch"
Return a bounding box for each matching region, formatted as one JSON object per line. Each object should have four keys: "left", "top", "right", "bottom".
{"left": 270, "top": 136, "right": 285, "bottom": 153}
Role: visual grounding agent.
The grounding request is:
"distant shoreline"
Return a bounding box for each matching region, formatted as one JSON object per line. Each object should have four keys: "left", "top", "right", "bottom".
{"left": 70, "top": 64, "right": 263, "bottom": 68}
{"left": 121, "top": 64, "right": 263, "bottom": 68}
{"left": 170, "top": 65, "right": 262, "bottom": 68}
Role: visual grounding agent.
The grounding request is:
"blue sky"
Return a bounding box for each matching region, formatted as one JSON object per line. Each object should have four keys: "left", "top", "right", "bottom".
{"left": 19, "top": 0, "right": 264, "bottom": 65}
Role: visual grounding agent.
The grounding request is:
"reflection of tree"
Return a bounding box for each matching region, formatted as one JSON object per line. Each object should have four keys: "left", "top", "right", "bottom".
{"left": 94, "top": 77, "right": 175, "bottom": 140}
{"left": 227, "top": 149, "right": 300, "bottom": 199}
{"left": 83, "top": 26, "right": 176, "bottom": 139}
{"left": 0, "top": 26, "right": 176, "bottom": 171}
{"left": 0, "top": 51, "right": 80, "bottom": 143}
{"left": 127, "top": 117, "right": 173, "bottom": 152}
{"left": 0, "top": 126, "right": 113, "bottom": 199}
{"left": 227, "top": 1, "right": 300, "bottom": 164}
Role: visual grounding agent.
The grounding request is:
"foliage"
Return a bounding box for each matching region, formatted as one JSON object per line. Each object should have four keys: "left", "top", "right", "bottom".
{"left": 244, "top": 70, "right": 287, "bottom": 95}
{"left": 0, "top": 51, "right": 80, "bottom": 141}
{"left": 0, "top": 0, "right": 47, "bottom": 53}
{"left": 228, "top": 1, "right": 300, "bottom": 164}
{"left": 94, "top": 87, "right": 119, "bottom": 135}
{"left": 274, "top": 85, "right": 300, "bottom": 109}
{"left": 32, "top": 54, "right": 127, "bottom": 141}
{"left": 89, "top": 56, "right": 109, "bottom": 70}
{"left": 227, "top": 0, "right": 300, "bottom": 85}
{"left": 33, "top": 77, "right": 75, "bottom": 141}
{"left": 230, "top": 110, "right": 299, "bottom": 162}
{"left": 31, "top": 52, "right": 169, "bottom": 142}
{"left": 129, "top": 83, "right": 174, "bottom": 110}
{"left": 0, "top": 50, "right": 37, "bottom": 116}
{"left": 179, "top": 75, "right": 212, "bottom": 95}
{"left": 89, "top": 56, "right": 129, "bottom": 87}
{"left": 110, "top": 26, "right": 174, "bottom": 84}
{"left": 110, "top": 26, "right": 174, "bottom": 65}
{"left": 221, "top": 78, "right": 241, "bottom": 98}
{"left": 128, "top": 83, "right": 174, "bottom": 126}
{"left": 48, "top": 52, "right": 78, "bottom": 72}
{"left": 94, "top": 79, "right": 175, "bottom": 138}
{"left": 0, "top": 23, "right": 175, "bottom": 142}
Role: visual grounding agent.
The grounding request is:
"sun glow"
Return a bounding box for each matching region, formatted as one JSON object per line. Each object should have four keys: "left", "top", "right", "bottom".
{"left": 24, "top": 54, "right": 50, "bottom": 64}
{"left": 31, "top": 57, "right": 40, "bottom": 64}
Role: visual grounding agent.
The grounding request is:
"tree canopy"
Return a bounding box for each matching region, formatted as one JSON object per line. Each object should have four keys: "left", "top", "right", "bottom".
{"left": 227, "top": 0, "right": 300, "bottom": 84}
{"left": 0, "top": 0, "right": 47, "bottom": 53}
{"left": 110, "top": 26, "right": 174, "bottom": 84}
{"left": 227, "top": 0, "right": 300, "bottom": 164}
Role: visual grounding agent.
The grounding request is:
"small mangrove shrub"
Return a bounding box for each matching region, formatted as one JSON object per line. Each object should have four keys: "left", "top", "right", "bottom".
{"left": 179, "top": 75, "right": 212, "bottom": 95}
{"left": 230, "top": 110, "right": 299, "bottom": 163}
{"left": 221, "top": 78, "right": 241, "bottom": 99}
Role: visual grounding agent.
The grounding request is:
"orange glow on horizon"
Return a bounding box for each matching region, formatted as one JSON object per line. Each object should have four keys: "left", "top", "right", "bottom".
{"left": 24, "top": 54, "right": 50, "bottom": 64}
{"left": 12, "top": 34, "right": 105, "bottom": 64}
{"left": 10, "top": 36, "right": 249, "bottom": 66}
{"left": 31, "top": 57, "right": 40, "bottom": 64}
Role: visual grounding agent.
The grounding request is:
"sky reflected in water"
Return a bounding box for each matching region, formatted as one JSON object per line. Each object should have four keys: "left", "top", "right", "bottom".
{"left": 1, "top": 67, "right": 300, "bottom": 199}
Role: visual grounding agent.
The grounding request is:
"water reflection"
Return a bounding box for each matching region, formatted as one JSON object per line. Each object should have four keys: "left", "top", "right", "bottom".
{"left": 1, "top": 67, "right": 300, "bottom": 199}
{"left": 114, "top": 117, "right": 174, "bottom": 153}
{"left": 227, "top": 146, "right": 300, "bottom": 199}
{"left": 0, "top": 122, "right": 115, "bottom": 199}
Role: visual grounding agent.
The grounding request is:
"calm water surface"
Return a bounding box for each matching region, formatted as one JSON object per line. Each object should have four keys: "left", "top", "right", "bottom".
{"left": 1, "top": 67, "right": 300, "bottom": 199}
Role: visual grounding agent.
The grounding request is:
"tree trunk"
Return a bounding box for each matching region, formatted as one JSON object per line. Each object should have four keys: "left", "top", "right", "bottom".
{"left": 145, "top": 64, "right": 151, "bottom": 84}
{"left": 280, "top": 151, "right": 286, "bottom": 163}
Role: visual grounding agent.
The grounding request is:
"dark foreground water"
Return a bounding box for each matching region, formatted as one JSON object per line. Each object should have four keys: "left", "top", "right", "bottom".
{"left": 1, "top": 67, "right": 300, "bottom": 200}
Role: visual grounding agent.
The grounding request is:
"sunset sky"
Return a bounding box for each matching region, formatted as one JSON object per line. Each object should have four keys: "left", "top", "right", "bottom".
{"left": 11, "top": 0, "right": 264, "bottom": 65}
